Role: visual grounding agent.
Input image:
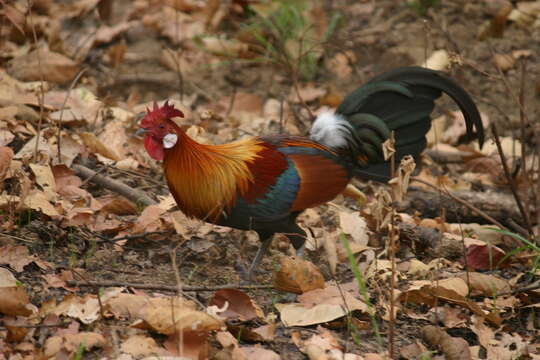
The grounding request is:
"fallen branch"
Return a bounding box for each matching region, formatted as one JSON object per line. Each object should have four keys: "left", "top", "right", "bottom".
{"left": 66, "top": 280, "right": 274, "bottom": 292}
{"left": 72, "top": 164, "right": 156, "bottom": 207}
{"left": 424, "top": 148, "right": 478, "bottom": 164}
{"left": 400, "top": 182, "right": 525, "bottom": 234}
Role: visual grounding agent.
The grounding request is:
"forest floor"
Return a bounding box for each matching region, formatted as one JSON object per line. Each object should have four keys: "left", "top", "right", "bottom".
{"left": 1, "top": 0, "right": 540, "bottom": 359}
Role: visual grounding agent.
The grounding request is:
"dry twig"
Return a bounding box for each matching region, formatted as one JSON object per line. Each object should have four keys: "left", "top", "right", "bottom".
{"left": 72, "top": 164, "right": 156, "bottom": 207}
{"left": 66, "top": 280, "right": 273, "bottom": 292}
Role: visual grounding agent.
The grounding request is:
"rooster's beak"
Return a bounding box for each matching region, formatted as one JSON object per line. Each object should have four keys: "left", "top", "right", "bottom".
{"left": 136, "top": 128, "right": 147, "bottom": 136}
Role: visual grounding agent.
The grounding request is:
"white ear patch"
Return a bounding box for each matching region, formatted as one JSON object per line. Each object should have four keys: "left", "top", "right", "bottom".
{"left": 310, "top": 111, "right": 349, "bottom": 149}
{"left": 163, "top": 133, "right": 178, "bottom": 149}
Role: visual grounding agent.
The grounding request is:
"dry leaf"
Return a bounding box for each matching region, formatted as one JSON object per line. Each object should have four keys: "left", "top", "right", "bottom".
{"left": 0, "top": 245, "right": 36, "bottom": 272}
{"left": 493, "top": 53, "right": 515, "bottom": 71}
{"left": 471, "top": 316, "right": 528, "bottom": 359}
{"left": 120, "top": 334, "right": 169, "bottom": 357}
{"left": 339, "top": 211, "right": 369, "bottom": 246}
{"left": 0, "top": 268, "right": 33, "bottom": 316}
{"left": 209, "top": 289, "right": 264, "bottom": 321}
{"left": 140, "top": 301, "right": 222, "bottom": 335}
{"left": 241, "top": 346, "right": 281, "bottom": 360}
{"left": 29, "top": 163, "right": 57, "bottom": 201}
{"left": 8, "top": 49, "right": 80, "bottom": 84}
{"left": 0, "top": 146, "right": 14, "bottom": 181}
{"left": 79, "top": 132, "right": 122, "bottom": 161}
{"left": 458, "top": 272, "right": 511, "bottom": 296}
{"left": 288, "top": 84, "right": 327, "bottom": 103}
{"left": 132, "top": 205, "right": 166, "bottom": 234}
{"left": 422, "top": 50, "right": 450, "bottom": 71}
{"left": 202, "top": 37, "right": 249, "bottom": 57}
{"left": 273, "top": 256, "right": 325, "bottom": 294}
{"left": 22, "top": 189, "right": 60, "bottom": 217}
{"left": 421, "top": 325, "right": 471, "bottom": 360}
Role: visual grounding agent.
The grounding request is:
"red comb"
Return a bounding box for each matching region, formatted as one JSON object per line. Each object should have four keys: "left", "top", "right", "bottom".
{"left": 140, "top": 101, "right": 184, "bottom": 127}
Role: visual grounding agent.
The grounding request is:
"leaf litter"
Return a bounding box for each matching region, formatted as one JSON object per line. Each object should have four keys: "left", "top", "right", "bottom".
{"left": 0, "top": 0, "right": 539, "bottom": 359}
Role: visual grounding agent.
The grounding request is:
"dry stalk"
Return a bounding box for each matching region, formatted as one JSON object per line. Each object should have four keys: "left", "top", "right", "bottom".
{"left": 491, "top": 123, "right": 533, "bottom": 234}
{"left": 56, "top": 68, "right": 87, "bottom": 163}
{"left": 27, "top": 2, "right": 45, "bottom": 161}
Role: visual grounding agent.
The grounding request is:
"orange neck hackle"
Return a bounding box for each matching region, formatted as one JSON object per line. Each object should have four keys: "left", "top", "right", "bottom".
{"left": 163, "top": 124, "right": 265, "bottom": 222}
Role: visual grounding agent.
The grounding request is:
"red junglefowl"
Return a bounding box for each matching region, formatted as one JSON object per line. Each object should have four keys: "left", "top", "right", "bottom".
{"left": 137, "top": 66, "right": 484, "bottom": 280}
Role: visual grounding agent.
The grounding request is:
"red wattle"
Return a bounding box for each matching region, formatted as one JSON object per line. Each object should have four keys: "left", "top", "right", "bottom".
{"left": 144, "top": 135, "right": 165, "bottom": 160}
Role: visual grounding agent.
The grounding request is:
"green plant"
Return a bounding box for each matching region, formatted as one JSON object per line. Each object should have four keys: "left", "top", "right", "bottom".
{"left": 341, "top": 233, "right": 383, "bottom": 348}
{"left": 407, "top": 0, "right": 441, "bottom": 16}
{"left": 73, "top": 343, "right": 85, "bottom": 360}
{"left": 492, "top": 228, "right": 540, "bottom": 273}
{"left": 243, "top": 0, "right": 341, "bottom": 81}
{"left": 15, "top": 209, "right": 33, "bottom": 227}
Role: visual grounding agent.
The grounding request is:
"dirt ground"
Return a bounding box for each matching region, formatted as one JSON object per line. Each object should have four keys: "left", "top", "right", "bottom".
{"left": 1, "top": 0, "right": 540, "bottom": 359}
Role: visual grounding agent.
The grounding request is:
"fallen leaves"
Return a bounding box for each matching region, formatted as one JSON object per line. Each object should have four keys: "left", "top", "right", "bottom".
{"left": 0, "top": 268, "right": 33, "bottom": 317}
{"left": 276, "top": 282, "right": 370, "bottom": 327}
{"left": 8, "top": 48, "right": 80, "bottom": 84}
{"left": 273, "top": 256, "right": 325, "bottom": 294}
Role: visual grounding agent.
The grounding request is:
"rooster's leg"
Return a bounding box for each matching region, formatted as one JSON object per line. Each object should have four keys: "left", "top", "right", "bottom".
{"left": 243, "top": 235, "right": 274, "bottom": 282}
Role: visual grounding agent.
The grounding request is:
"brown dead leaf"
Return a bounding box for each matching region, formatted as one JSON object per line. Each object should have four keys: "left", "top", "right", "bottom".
{"left": 276, "top": 302, "right": 351, "bottom": 327}
{"left": 388, "top": 155, "right": 416, "bottom": 202}
{"left": 29, "top": 163, "right": 56, "bottom": 201}
{"left": 400, "top": 282, "right": 501, "bottom": 326}
{"left": 326, "top": 52, "right": 354, "bottom": 79}
{"left": 45, "top": 88, "right": 102, "bottom": 126}
{"left": 322, "top": 234, "right": 338, "bottom": 275}
{"left": 215, "top": 330, "right": 248, "bottom": 360}
{"left": 22, "top": 189, "right": 60, "bottom": 217}
{"left": 421, "top": 325, "right": 471, "bottom": 360}
{"left": 241, "top": 345, "right": 281, "bottom": 360}
{"left": 250, "top": 324, "right": 276, "bottom": 342}
{"left": 98, "top": 118, "right": 130, "bottom": 159}
{"left": 462, "top": 239, "right": 507, "bottom": 271}
{"left": 400, "top": 341, "right": 430, "bottom": 360}
{"left": 41, "top": 270, "right": 77, "bottom": 292}
{"left": 132, "top": 205, "right": 166, "bottom": 234}
{"left": 97, "top": 194, "right": 137, "bottom": 215}
{"left": 339, "top": 211, "right": 369, "bottom": 246}
{"left": 276, "top": 284, "right": 369, "bottom": 327}
{"left": 472, "top": 316, "right": 528, "bottom": 359}
{"left": 422, "top": 49, "right": 450, "bottom": 71}
{"left": 8, "top": 49, "right": 80, "bottom": 84}
{"left": 298, "top": 284, "right": 370, "bottom": 314}
{"left": 202, "top": 36, "right": 250, "bottom": 57}
{"left": 478, "top": 3, "right": 512, "bottom": 40}
{"left": 44, "top": 331, "right": 107, "bottom": 358}
{"left": 95, "top": 21, "right": 133, "bottom": 44}
{"left": 0, "top": 268, "right": 33, "bottom": 316}
{"left": 52, "top": 165, "right": 91, "bottom": 201}
{"left": 209, "top": 289, "right": 264, "bottom": 321}
{"left": 79, "top": 131, "right": 122, "bottom": 161}
{"left": 105, "top": 293, "right": 154, "bottom": 320}
{"left": 0, "top": 146, "right": 14, "bottom": 181}
{"left": 63, "top": 332, "right": 107, "bottom": 352}
{"left": 273, "top": 256, "right": 325, "bottom": 294}
{"left": 139, "top": 300, "right": 222, "bottom": 335}
{"left": 0, "top": 130, "right": 15, "bottom": 147}
{"left": 293, "top": 326, "right": 364, "bottom": 359}
{"left": 459, "top": 272, "right": 511, "bottom": 296}
{"left": 493, "top": 53, "right": 516, "bottom": 71}
{"left": 288, "top": 84, "right": 327, "bottom": 103}
{"left": 46, "top": 288, "right": 124, "bottom": 324}
{"left": 0, "top": 245, "right": 35, "bottom": 272}
{"left": 120, "top": 334, "right": 169, "bottom": 357}
{"left": 480, "top": 136, "right": 521, "bottom": 158}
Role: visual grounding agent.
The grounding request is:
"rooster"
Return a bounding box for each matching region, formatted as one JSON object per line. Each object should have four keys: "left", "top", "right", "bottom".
{"left": 138, "top": 67, "right": 484, "bottom": 280}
